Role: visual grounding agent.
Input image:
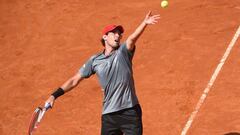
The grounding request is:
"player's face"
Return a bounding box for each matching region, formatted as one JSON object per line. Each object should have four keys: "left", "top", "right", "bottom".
{"left": 106, "top": 29, "right": 122, "bottom": 48}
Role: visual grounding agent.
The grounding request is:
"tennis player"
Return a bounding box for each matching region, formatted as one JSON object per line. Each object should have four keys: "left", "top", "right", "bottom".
{"left": 45, "top": 11, "right": 160, "bottom": 135}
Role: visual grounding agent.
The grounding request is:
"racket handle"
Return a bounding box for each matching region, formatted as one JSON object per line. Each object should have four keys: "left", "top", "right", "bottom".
{"left": 44, "top": 103, "right": 52, "bottom": 111}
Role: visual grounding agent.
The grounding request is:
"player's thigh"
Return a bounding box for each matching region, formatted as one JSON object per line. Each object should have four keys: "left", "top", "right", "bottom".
{"left": 120, "top": 105, "right": 143, "bottom": 135}
{"left": 101, "top": 114, "right": 123, "bottom": 135}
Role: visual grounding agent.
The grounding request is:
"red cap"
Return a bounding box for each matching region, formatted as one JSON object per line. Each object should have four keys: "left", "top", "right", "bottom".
{"left": 102, "top": 24, "right": 124, "bottom": 35}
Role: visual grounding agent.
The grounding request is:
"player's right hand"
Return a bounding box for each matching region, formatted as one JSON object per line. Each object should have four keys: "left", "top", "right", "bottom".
{"left": 45, "top": 95, "right": 55, "bottom": 109}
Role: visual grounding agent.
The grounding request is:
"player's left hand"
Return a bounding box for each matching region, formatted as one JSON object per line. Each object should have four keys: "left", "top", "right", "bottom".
{"left": 144, "top": 11, "right": 160, "bottom": 25}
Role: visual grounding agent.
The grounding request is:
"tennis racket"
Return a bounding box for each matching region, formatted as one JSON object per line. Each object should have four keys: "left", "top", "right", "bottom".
{"left": 28, "top": 103, "right": 51, "bottom": 135}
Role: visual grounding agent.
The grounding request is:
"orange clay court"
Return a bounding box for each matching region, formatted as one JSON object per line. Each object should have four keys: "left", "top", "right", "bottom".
{"left": 0, "top": 0, "right": 240, "bottom": 135}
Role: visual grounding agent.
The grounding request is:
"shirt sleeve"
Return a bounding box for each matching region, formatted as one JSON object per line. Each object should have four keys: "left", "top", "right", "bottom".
{"left": 79, "top": 55, "right": 96, "bottom": 78}
{"left": 119, "top": 42, "right": 136, "bottom": 60}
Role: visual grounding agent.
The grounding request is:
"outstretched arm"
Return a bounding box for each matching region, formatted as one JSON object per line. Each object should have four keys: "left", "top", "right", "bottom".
{"left": 45, "top": 72, "right": 84, "bottom": 108}
{"left": 61, "top": 73, "right": 83, "bottom": 93}
{"left": 126, "top": 11, "right": 160, "bottom": 51}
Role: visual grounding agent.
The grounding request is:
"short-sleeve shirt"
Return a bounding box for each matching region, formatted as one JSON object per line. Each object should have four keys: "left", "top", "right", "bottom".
{"left": 79, "top": 42, "right": 139, "bottom": 114}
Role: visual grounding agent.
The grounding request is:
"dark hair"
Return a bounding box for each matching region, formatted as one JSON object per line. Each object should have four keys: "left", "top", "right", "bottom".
{"left": 101, "top": 38, "right": 105, "bottom": 46}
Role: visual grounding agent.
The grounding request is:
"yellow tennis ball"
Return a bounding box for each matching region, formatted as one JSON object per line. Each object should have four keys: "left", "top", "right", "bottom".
{"left": 161, "top": 0, "right": 168, "bottom": 8}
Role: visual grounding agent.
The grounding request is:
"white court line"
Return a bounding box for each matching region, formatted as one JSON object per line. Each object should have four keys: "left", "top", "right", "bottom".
{"left": 181, "top": 25, "right": 240, "bottom": 135}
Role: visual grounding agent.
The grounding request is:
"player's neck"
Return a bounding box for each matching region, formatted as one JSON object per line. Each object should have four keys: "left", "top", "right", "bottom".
{"left": 104, "top": 44, "right": 115, "bottom": 56}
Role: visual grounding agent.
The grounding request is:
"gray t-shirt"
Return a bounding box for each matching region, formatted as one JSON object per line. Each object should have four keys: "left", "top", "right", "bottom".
{"left": 79, "top": 43, "right": 139, "bottom": 114}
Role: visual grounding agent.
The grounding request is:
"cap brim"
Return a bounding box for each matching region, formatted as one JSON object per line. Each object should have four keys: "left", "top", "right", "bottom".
{"left": 114, "top": 25, "right": 124, "bottom": 34}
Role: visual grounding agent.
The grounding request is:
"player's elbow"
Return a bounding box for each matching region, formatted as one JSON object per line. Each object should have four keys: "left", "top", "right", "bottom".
{"left": 70, "top": 79, "right": 78, "bottom": 88}
{"left": 72, "top": 76, "right": 83, "bottom": 87}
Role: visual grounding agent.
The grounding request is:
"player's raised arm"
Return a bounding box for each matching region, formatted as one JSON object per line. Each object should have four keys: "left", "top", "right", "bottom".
{"left": 126, "top": 11, "right": 160, "bottom": 51}
{"left": 45, "top": 72, "right": 84, "bottom": 108}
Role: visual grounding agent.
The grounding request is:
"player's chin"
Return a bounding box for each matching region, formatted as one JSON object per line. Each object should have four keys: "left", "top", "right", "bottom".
{"left": 112, "top": 42, "right": 120, "bottom": 48}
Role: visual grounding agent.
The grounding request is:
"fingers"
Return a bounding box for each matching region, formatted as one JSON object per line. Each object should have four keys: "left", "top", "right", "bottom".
{"left": 44, "top": 102, "right": 52, "bottom": 110}
{"left": 149, "top": 20, "right": 158, "bottom": 25}
{"left": 146, "top": 10, "right": 152, "bottom": 17}
{"left": 47, "top": 101, "right": 54, "bottom": 109}
{"left": 152, "top": 15, "right": 161, "bottom": 20}
{"left": 151, "top": 14, "right": 160, "bottom": 19}
{"left": 149, "top": 17, "right": 160, "bottom": 24}
{"left": 153, "top": 15, "right": 160, "bottom": 18}
{"left": 144, "top": 11, "right": 160, "bottom": 25}
{"left": 146, "top": 11, "right": 160, "bottom": 20}
{"left": 146, "top": 10, "right": 160, "bottom": 17}
{"left": 45, "top": 101, "right": 52, "bottom": 108}
{"left": 45, "top": 96, "right": 55, "bottom": 109}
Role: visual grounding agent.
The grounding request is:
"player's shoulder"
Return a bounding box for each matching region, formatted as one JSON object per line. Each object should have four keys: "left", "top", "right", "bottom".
{"left": 89, "top": 52, "right": 102, "bottom": 61}
{"left": 118, "top": 42, "right": 127, "bottom": 50}
{"left": 120, "top": 42, "right": 127, "bottom": 47}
